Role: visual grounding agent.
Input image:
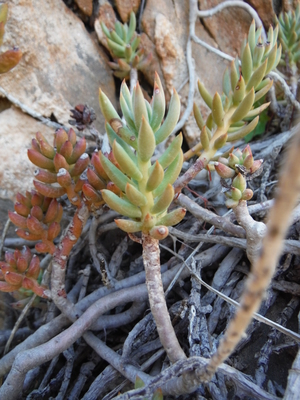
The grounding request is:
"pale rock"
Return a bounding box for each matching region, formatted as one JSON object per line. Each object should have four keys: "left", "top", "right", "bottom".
{"left": 198, "top": 0, "right": 252, "bottom": 57}
{"left": 94, "top": 2, "right": 117, "bottom": 50}
{"left": 0, "top": 0, "right": 116, "bottom": 130}
{"left": 115, "top": 0, "right": 141, "bottom": 23}
{"left": 247, "top": 0, "right": 276, "bottom": 27}
{"left": 0, "top": 107, "right": 54, "bottom": 201}
{"left": 142, "top": 0, "right": 230, "bottom": 146}
{"left": 154, "top": 14, "right": 186, "bottom": 97}
{"left": 139, "top": 32, "right": 165, "bottom": 89}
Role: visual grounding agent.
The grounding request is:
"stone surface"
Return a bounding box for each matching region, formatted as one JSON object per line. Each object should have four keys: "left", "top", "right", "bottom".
{"left": 74, "top": 0, "right": 93, "bottom": 17}
{"left": 199, "top": 0, "right": 252, "bottom": 57}
{"left": 0, "top": 0, "right": 116, "bottom": 130}
{"left": 115, "top": 0, "right": 141, "bottom": 23}
{"left": 94, "top": 2, "right": 117, "bottom": 50}
{"left": 141, "top": 0, "right": 230, "bottom": 146}
{"left": 247, "top": 0, "right": 276, "bottom": 27}
{"left": 0, "top": 106, "right": 54, "bottom": 201}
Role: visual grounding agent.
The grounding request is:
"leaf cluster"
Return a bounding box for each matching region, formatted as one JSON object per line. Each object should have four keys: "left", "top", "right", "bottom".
{"left": 101, "top": 11, "right": 151, "bottom": 78}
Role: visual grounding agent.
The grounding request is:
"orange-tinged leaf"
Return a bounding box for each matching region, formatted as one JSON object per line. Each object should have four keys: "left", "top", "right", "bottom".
{"left": 0, "top": 48, "right": 22, "bottom": 74}
{"left": 4, "top": 271, "right": 23, "bottom": 286}
{"left": 33, "top": 181, "right": 65, "bottom": 198}
{"left": 8, "top": 211, "right": 28, "bottom": 229}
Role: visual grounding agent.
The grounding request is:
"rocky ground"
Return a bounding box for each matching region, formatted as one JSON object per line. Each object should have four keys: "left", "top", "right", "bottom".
{"left": 0, "top": 0, "right": 300, "bottom": 399}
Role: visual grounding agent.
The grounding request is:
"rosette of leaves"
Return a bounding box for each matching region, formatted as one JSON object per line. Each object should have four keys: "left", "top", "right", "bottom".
{"left": 190, "top": 21, "right": 281, "bottom": 164}
{"left": 276, "top": 4, "right": 300, "bottom": 68}
{"left": 27, "top": 128, "right": 89, "bottom": 207}
{"left": 0, "top": 247, "right": 47, "bottom": 298}
{"left": 214, "top": 145, "right": 263, "bottom": 208}
{"left": 101, "top": 11, "right": 151, "bottom": 78}
{"left": 96, "top": 73, "right": 186, "bottom": 240}
{"left": 8, "top": 191, "right": 63, "bottom": 254}
{"left": 69, "top": 104, "right": 96, "bottom": 131}
{"left": 0, "top": 4, "right": 22, "bottom": 74}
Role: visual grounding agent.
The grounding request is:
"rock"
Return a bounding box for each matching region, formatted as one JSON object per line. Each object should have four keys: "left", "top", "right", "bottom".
{"left": 115, "top": 0, "right": 141, "bottom": 23}
{"left": 94, "top": 2, "right": 117, "bottom": 49}
{"left": 74, "top": 0, "right": 93, "bottom": 17}
{"left": 142, "top": 0, "right": 230, "bottom": 146}
{"left": 139, "top": 32, "right": 165, "bottom": 89}
{"left": 247, "top": 0, "right": 276, "bottom": 27}
{"left": 0, "top": 106, "right": 54, "bottom": 201}
{"left": 142, "top": 0, "right": 189, "bottom": 97}
{"left": 0, "top": 0, "right": 116, "bottom": 131}
{"left": 198, "top": 0, "right": 252, "bottom": 57}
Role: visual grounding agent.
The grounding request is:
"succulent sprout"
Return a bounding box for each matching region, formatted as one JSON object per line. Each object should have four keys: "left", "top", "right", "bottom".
{"left": 0, "top": 247, "right": 47, "bottom": 298}
{"left": 8, "top": 191, "right": 63, "bottom": 254}
{"left": 277, "top": 4, "right": 300, "bottom": 67}
{"left": 214, "top": 145, "right": 263, "bottom": 208}
{"left": 92, "top": 73, "right": 186, "bottom": 239}
{"left": 27, "top": 129, "right": 89, "bottom": 207}
{"left": 191, "top": 21, "right": 281, "bottom": 163}
{"left": 69, "top": 104, "right": 96, "bottom": 131}
{"left": 101, "top": 11, "right": 152, "bottom": 78}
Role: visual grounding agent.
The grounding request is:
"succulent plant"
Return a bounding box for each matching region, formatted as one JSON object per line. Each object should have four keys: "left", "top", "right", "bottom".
{"left": 8, "top": 191, "right": 63, "bottom": 254}
{"left": 187, "top": 21, "right": 281, "bottom": 164}
{"left": 8, "top": 128, "right": 94, "bottom": 255}
{"left": 277, "top": 4, "right": 300, "bottom": 68}
{"left": 101, "top": 11, "right": 151, "bottom": 78}
{"left": 214, "top": 145, "right": 263, "bottom": 208}
{"left": 69, "top": 104, "right": 96, "bottom": 131}
{"left": 92, "top": 73, "right": 186, "bottom": 239}
{"left": 0, "top": 3, "right": 22, "bottom": 74}
{"left": 0, "top": 247, "right": 47, "bottom": 298}
{"left": 27, "top": 128, "right": 89, "bottom": 207}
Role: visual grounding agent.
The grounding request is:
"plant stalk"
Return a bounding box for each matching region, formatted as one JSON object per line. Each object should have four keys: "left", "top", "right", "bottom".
{"left": 142, "top": 232, "right": 186, "bottom": 363}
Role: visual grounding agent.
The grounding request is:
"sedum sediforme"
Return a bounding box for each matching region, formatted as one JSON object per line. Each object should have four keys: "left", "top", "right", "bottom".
{"left": 90, "top": 73, "right": 186, "bottom": 239}
{"left": 182, "top": 20, "right": 281, "bottom": 185}
{"left": 277, "top": 4, "right": 300, "bottom": 68}
{"left": 214, "top": 145, "right": 263, "bottom": 208}
{"left": 101, "top": 11, "right": 151, "bottom": 79}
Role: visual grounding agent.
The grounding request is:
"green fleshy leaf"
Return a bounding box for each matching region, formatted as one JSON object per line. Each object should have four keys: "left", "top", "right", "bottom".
{"left": 99, "top": 89, "right": 120, "bottom": 123}
{"left": 127, "top": 12, "right": 136, "bottom": 42}
{"left": 150, "top": 73, "right": 165, "bottom": 132}
{"left": 113, "top": 140, "right": 141, "bottom": 181}
{"left": 241, "top": 43, "right": 253, "bottom": 85}
{"left": 230, "top": 88, "right": 255, "bottom": 123}
{"left": 101, "top": 189, "right": 142, "bottom": 218}
{"left": 158, "top": 207, "right": 186, "bottom": 226}
{"left": 212, "top": 92, "right": 224, "bottom": 128}
{"left": 155, "top": 89, "right": 180, "bottom": 144}
{"left": 125, "top": 183, "right": 147, "bottom": 206}
{"left": 106, "top": 123, "right": 137, "bottom": 156}
{"left": 157, "top": 133, "right": 183, "bottom": 169}
{"left": 227, "top": 116, "right": 259, "bottom": 142}
{"left": 245, "top": 59, "right": 267, "bottom": 92}
{"left": 134, "top": 82, "right": 149, "bottom": 132}
{"left": 151, "top": 184, "right": 174, "bottom": 214}
{"left": 146, "top": 161, "right": 164, "bottom": 191}
{"left": 100, "top": 152, "right": 132, "bottom": 192}
{"left": 222, "top": 67, "right": 231, "bottom": 96}
{"left": 197, "top": 81, "right": 213, "bottom": 109}
{"left": 138, "top": 117, "right": 156, "bottom": 162}
{"left": 153, "top": 151, "right": 183, "bottom": 198}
